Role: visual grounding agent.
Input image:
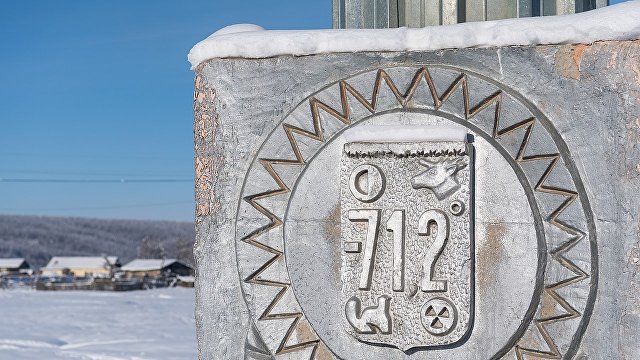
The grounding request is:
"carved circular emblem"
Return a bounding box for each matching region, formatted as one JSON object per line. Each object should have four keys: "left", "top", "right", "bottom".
{"left": 234, "top": 65, "right": 597, "bottom": 359}
{"left": 421, "top": 297, "right": 458, "bottom": 336}
{"left": 348, "top": 164, "right": 386, "bottom": 203}
{"left": 449, "top": 200, "right": 465, "bottom": 216}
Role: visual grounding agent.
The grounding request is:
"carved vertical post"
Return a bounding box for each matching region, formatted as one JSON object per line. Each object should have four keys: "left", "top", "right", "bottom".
{"left": 333, "top": 0, "right": 608, "bottom": 27}
{"left": 333, "top": 0, "right": 400, "bottom": 29}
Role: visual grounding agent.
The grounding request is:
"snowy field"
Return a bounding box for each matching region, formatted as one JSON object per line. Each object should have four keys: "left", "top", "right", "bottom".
{"left": 0, "top": 288, "right": 197, "bottom": 360}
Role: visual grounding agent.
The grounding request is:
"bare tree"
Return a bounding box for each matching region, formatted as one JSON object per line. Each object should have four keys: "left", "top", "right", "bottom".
{"left": 137, "top": 237, "right": 164, "bottom": 259}
{"left": 176, "top": 238, "right": 194, "bottom": 265}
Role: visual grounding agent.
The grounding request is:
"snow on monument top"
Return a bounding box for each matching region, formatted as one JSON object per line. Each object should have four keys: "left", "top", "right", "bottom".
{"left": 188, "top": 1, "right": 640, "bottom": 68}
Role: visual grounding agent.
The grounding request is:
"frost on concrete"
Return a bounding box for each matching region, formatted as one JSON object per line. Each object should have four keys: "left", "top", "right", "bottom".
{"left": 343, "top": 125, "right": 468, "bottom": 143}
{"left": 188, "top": 1, "right": 640, "bottom": 68}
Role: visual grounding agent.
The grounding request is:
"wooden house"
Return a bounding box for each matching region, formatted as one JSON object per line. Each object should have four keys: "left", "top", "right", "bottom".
{"left": 0, "top": 258, "right": 31, "bottom": 275}
{"left": 121, "top": 259, "right": 193, "bottom": 278}
{"left": 41, "top": 256, "right": 120, "bottom": 277}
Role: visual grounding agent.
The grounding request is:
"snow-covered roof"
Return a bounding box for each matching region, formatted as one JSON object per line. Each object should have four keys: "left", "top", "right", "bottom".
{"left": 44, "top": 256, "right": 119, "bottom": 270}
{"left": 121, "top": 259, "right": 191, "bottom": 272}
{"left": 189, "top": 1, "right": 640, "bottom": 68}
{"left": 0, "top": 258, "right": 27, "bottom": 269}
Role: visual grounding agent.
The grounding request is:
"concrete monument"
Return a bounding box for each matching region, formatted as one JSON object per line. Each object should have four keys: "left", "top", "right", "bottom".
{"left": 190, "top": 2, "right": 640, "bottom": 359}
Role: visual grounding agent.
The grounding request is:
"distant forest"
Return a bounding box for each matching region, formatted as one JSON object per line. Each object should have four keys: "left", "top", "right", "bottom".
{"left": 0, "top": 214, "right": 195, "bottom": 269}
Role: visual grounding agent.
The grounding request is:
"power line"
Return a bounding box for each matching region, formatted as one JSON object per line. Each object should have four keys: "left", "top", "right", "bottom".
{"left": 0, "top": 201, "right": 194, "bottom": 212}
{"left": 0, "top": 152, "right": 191, "bottom": 162}
{"left": 0, "top": 178, "right": 193, "bottom": 183}
{"left": 0, "top": 168, "right": 192, "bottom": 177}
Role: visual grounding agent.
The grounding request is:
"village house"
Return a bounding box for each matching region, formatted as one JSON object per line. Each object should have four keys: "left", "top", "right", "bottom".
{"left": 41, "top": 256, "right": 120, "bottom": 277}
{"left": 0, "top": 258, "right": 31, "bottom": 275}
{"left": 120, "top": 259, "right": 193, "bottom": 278}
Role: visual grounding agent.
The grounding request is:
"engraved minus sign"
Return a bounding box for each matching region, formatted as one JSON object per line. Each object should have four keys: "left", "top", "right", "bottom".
{"left": 344, "top": 242, "right": 362, "bottom": 253}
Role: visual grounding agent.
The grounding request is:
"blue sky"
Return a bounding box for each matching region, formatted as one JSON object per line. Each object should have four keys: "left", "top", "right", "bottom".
{"left": 0, "top": 1, "right": 331, "bottom": 222}
{"left": 0, "top": 1, "right": 627, "bottom": 222}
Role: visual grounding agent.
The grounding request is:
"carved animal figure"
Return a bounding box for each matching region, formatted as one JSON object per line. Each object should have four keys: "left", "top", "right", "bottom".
{"left": 345, "top": 295, "right": 392, "bottom": 334}
{"left": 411, "top": 157, "right": 467, "bottom": 200}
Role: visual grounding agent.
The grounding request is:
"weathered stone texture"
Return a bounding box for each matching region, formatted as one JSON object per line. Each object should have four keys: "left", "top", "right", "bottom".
{"left": 194, "top": 41, "right": 640, "bottom": 359}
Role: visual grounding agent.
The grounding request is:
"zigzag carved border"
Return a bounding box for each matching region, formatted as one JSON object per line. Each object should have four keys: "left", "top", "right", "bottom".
{"left": 240, "top": 66, "right": 590, "bottom": 359}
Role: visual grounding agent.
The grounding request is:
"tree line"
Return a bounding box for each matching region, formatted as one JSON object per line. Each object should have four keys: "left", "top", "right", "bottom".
{"left": 0, "top": 214, "right": 195, "bottom": 269}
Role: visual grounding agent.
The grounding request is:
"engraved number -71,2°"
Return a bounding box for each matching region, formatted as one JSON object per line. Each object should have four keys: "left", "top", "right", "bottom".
{"left": 348, "top": 209, "right": 382, "bottom": 290}
{"left": 349, "top": 208, "right": 450, "bottom": 293}
{"left": 418, "top": 209, "right": 449, "bottom": 292}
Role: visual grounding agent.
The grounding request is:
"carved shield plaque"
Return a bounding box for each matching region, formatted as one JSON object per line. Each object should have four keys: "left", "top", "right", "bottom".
{"left": 341, "top": 138, "right": 474, "bottom": 351}
{"left": 231, "top": 66, "right": 598, "bottom": 359}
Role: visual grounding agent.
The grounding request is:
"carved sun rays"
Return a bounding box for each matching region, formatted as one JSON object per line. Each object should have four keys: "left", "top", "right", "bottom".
{"left": 240, "top": 66, "right": 589, "bottom": 359}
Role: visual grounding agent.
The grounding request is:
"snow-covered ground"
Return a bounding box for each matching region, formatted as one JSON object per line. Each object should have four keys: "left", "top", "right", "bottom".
{"left": 0, "top": 288, "right": 196, "bottom": 360}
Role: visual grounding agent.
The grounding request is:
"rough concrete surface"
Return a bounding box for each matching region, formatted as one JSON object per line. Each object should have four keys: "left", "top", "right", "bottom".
{"left": 193, "top": 40, "right": 640, "bottom": 359}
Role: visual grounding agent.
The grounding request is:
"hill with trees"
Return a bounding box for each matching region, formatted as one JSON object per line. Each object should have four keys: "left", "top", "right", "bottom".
{"left": 0, "top": 214, "right": 195, "bottom": 269}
